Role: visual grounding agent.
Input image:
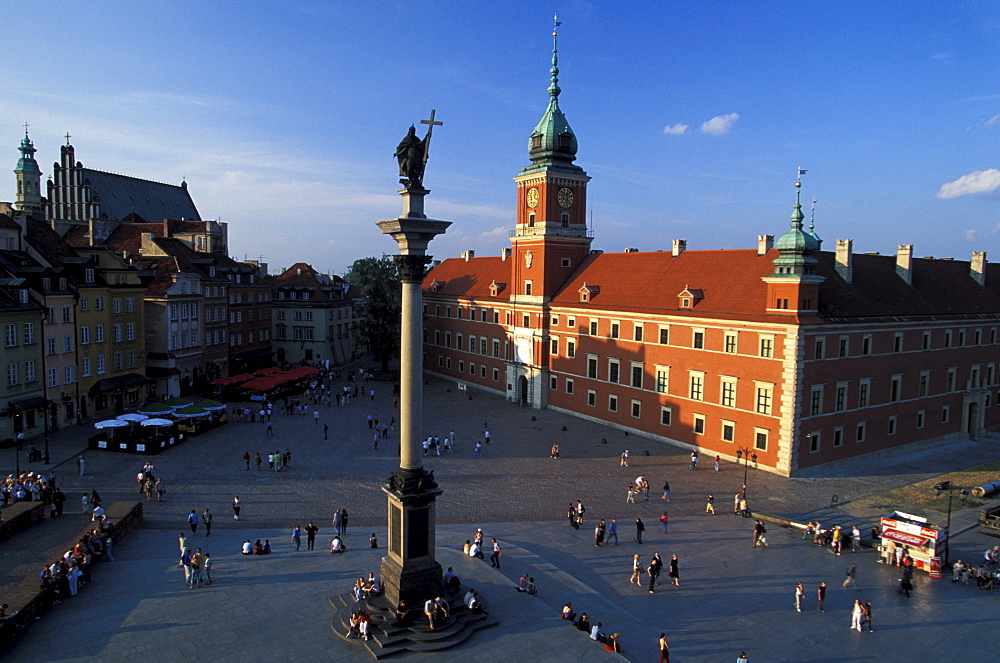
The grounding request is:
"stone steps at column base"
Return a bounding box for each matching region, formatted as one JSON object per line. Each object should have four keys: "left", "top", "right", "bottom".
{"left": 328, "top": 591, "right": 499, "bottom": 659}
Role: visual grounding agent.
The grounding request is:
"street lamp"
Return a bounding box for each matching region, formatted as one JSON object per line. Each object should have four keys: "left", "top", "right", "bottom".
{"left": 736, "top": 447, "right": 757, "bottom": 502}
{"left": 43, "top": 402, "right": 54, "bottom": 464}
{"left": 934, "top": 481, "right": 955, "bottom": 566}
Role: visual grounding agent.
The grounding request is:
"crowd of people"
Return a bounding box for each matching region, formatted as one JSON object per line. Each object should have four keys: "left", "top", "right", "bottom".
{"left": 950, "top": 546, "right": 1000, "bottom": 590}
{"left": 37, "top": 519, "right": 116, "bottom": 610}
{"left": 1, "top": 471, "right": 68, "bottom": 519}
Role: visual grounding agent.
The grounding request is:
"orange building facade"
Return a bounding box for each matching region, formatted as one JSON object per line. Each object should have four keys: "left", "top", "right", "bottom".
{"left": 420, "top": 39, "right": 1000, "bottom": 476}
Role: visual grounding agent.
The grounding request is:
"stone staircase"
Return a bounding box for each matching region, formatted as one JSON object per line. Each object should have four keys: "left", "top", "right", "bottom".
{"left": 328, "top": 588, "right": 499, "bottom": 659}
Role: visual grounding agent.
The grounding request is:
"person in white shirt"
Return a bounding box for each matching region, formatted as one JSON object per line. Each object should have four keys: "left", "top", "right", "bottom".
{"left": 241, "top": 540, "right": 253, "bottom": 555}
{"left": 469, "top": 542, "right": 483, "bottom": 559}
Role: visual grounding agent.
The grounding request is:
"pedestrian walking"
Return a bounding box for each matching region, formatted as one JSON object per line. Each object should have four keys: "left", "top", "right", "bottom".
{"left": 714, "top": 455, "right": 721, "bottom": 471}
{"left": 668, "top": 554, "right": 679, "bottom": 586}
{"left": 232, "top": 496, "right": 241, "bottom": 520}
{"left": 475, "top": 441, "right": 483, "bottom": 456}
{"left": 659, "top": 633, "right": 670, "bottom": 663}
{"left": 203, "top": 508, "right": 213, "bottom": 536}
{"left": 292, "top": 525, "right": 302, "bottom": 551}
{"left": 852, "top": 525, "right": 862, "bottom": 552}
{"left": 661, "top": 480, "right": 670, "bottom": 501}
{"left": 342, "top": 509, "right": 349, "bottom": 534}
{"left": 690, "top": 451, "right": 698, "bottom": 470}
{"left": 621, "top": 449, "right": 630, "bottom": 466}
{"left": 850, "top": 599, "right": 864, "bottom": 631}
{"left": 705, "top": 494, "right": 715, "bottom": 515}
{"left": 334, "top": 509, "right": 344, "bottom": 536}
{"left": 314, "top": 410, "right": 320, "bottom": 424}
{"left": 266, "top": 420, "right": 274, "bottom": 436}
{"left": 626, "top": 482, "right": 636, "bottom": 503}
{"left": 204, "top": 552, "right": 212, "bottom": 585}
{"left": 843, "top": 563, "right": 859, "bottom": 590}
{"left": 864, "top": 601, "right": 874, "bottom": 632}
{"left": 255, "top": 452, "right": 262, "bottom": 471}
{"left": 305, "top": 522, "right": 318, "bottom": 550}
{"left": 594, "top": 520, "right": 606, "bottom": 547}
{"left": 490, "top": 538, "right": 502, "bottom": 568}
{"left": 629, "top": 554, "right": 642, "bottom": 585}
{"left": 77, "top": 456, "right": 85, "bottom": 476}
{"left": 737, "top": 653, "right": 749, "bottom": 663}
{"left": 794, "top": 582, "right": 804, "bottom": 612}
{"left": 567, "top": 503, "right": 578, "bottom": 529}
{"left": 484, "top": 428, "right": 490, "bottom": 444}
{"left": 740, "top": 497, "right": 750, "bottom": 518}
{"left": 323, "top": 424, "right": 329, "bottom": 440}
{"left": 187, "top": 510, "right": 199, "bottom": 534}
{"left": 660, "top": 511, "right": 669, "bottom": 534}
{"left": 243, "top": 451, "right": 250, "bottom": 470}
{"left": 635, "top": 517, "right": 645, "bottom": 544}
{"left": 550, "top": 444, "right": 560, "bottom": 459}
{"left": 733, "top": 493, "right": 741, "bottom": 515}
{"left": 607, "top": 518, "right": 619, "bottom": 545}
{"left": 648, "top": 553, "right": 663, "bottom": 593}
{"left": 817, "top": 581, "right": 827, "bottom": 612}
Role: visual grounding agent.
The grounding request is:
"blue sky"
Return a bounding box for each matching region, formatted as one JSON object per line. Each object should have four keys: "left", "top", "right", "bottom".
{"left": 3, "top": 1, "right": 1000, "bottom": 274}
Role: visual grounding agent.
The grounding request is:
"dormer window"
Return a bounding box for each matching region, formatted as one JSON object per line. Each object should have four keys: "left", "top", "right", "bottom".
{"left": 558, "top": 133, "right": 572, "bottom": 149}
{"left": 677, "top": 287, "right": 704, "bottom": 309}
{"left": 579, "top": 283, "right": 600, "bottom": 303}
{"left": 531, "top": 134, "right": 542, "bottom": 149}
{"left": 489, "top": 281, "right": 506, "bottom": 297}
{"left": 19, "top": 289, "right": 29, "bottom": 304}
{"left": 430, "top": 280, "right": 444, "bottom": 293}
{"left": 85, "top": 268, "right": 95, "bottom": 283}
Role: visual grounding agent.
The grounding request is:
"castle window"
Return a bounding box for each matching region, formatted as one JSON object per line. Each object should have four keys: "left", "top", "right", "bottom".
{"left": 528, "top": 213, "right": 535, "bottom": 227}
{"left": 524, "top": 281, "right": 532, "bottom": 296}
{"left": 561, "top": 214, "right": 569, "bottom": 227}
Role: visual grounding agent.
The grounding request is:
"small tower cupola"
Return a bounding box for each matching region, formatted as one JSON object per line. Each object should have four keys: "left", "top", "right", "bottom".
{"left": 14, "top": 125, "right": 43, "bottom": 213}
{"left": 772, "top": 185, "right": 820, "bottom": 276}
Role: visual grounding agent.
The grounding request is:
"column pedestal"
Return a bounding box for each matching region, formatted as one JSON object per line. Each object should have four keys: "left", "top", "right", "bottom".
{"left": 380, "top": 467, "right": 443, "bottom": 608}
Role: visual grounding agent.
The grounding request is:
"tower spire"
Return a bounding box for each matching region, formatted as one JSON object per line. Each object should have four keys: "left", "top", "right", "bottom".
{"left": 549, "top": 14, "right": 561, "bottom": 101}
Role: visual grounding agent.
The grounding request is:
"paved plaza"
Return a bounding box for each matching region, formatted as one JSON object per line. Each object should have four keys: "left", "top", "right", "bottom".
{"left": 4, "top": 371, "right": 1000, "bottom": 662}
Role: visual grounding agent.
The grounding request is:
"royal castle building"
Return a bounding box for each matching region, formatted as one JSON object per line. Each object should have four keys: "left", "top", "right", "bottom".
{"left": 420, "top": 34, "right": 1000, "bottom": 476}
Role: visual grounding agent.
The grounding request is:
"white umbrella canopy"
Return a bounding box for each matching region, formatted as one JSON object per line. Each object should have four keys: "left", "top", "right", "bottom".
{"left": 94, "top": 419, "right": 129, "bottom": 429}
{"left": 140, "top": 418, "right": 174, "bottom": 427}
{"left": 116, "top": 413, "right": 149, "bottom": 422}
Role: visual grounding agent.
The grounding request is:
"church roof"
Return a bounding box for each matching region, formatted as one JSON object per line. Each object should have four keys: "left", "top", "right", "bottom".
{"left": 79, "top": 168, "right": 200, "bottom": 222}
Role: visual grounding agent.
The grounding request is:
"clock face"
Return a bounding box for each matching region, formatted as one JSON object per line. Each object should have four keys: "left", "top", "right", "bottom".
{"left": 557, "top": 187, "right": 574, "bottom": 208}
{"left": 526, "top": 187, "right": 539, "bottom": 208}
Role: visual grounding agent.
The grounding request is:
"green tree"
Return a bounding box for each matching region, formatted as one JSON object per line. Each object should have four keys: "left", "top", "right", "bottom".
{"left": 347, "top": 256, "right": 400, "bottom": 372}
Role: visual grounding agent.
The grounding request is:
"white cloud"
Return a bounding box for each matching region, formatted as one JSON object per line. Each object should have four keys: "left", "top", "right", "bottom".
{"left": 662, "top": 123, "right": 689, "bottom": 135}
{"left": 966, "top": 229, "right": 978, "bottom": 241}
{"left": 985, "top": 114, "right": 1000, "bottom": 128}
{"left": 937, "top": 169, "right": 1000, "bottom": 199}
{"left": 700, "top": 113, "right": 740, "bottom": 135}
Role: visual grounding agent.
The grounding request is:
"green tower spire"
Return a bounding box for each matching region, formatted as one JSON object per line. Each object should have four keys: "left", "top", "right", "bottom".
{"left": 522, "top": 15, "right": 582, "bottom": 174}
{"left": 772, "top": 182, "right": 820, "bottom": 277}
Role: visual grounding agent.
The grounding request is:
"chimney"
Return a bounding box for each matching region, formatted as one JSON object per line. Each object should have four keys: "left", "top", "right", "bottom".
{"left": 501, "top": 248, "right": 510, "bottom": 261}
{"left": 836, "top": 239, "right": 853, "bottom": 283}
{"left": 896, "top": 244, "right": 913, "bottom": 285}
{"left": 462, "top": 249, "right": 475, "bottom": 262}
{"left": 672, "top": 239, "right": 687, "bottom": 257}
{"left": 757, "top": 234, "right": 774, "bottom": 256}
{"left": 972, "top": 251, "right": 987, "bottom": 286}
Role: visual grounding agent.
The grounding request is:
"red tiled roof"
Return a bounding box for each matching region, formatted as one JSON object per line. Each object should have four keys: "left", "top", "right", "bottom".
{"left": 426, "top": 247, "right": 1000, "bottom": 324}
{"left": 423, "top": 257, "right": 510, "bottom": 301}
{"left": 816, "top": 252, "right": 1000, "bottom": 321}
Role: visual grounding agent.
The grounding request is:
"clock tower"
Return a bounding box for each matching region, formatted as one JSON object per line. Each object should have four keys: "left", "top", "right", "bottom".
{"left": 510, "top": 20, "right": 593, "bottom": 304}
{"left": 506, "top": 19, "right": 593, "bottom": 410}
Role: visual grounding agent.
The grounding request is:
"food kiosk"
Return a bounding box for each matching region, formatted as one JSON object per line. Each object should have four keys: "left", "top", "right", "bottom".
{"left": 880, "top": 511, "right": 948, "bottom": 572}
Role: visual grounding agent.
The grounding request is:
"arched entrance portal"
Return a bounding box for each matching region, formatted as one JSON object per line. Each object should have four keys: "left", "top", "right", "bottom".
{"left": 518, "top": 375, "right": 528, "bottom": 406}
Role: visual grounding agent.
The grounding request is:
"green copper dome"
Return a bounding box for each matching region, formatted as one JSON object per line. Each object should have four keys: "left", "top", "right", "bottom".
{"left": 522, "top": 24, "right": 582, "bottom": 174}
{"left": 16, "top": 131, "right": 41, "bottom": 175}
{"left": 772, "top": 188, "right": 820, "bottom": 275}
